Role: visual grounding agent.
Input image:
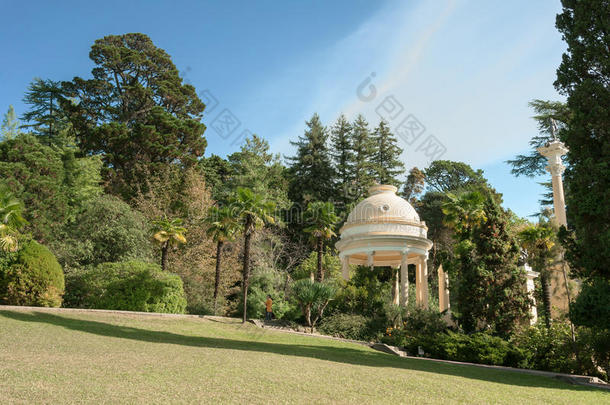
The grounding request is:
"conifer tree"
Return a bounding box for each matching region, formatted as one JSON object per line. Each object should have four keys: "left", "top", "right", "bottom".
{"left": 330, "top": 114, "right": 354, "bottom": 211}
{"left": 21, "top": 78, "right": 68, "bottom": 145}
{"left": 555, "top": 0, "right": 609, "bottom": 280}
{"left": 350, "top": 114, "right": 376, "bottom": 200}
{"left": 1, "top": 105, "right": 20, "bottom": 141}
{"left": 62, "top": 33, "right": 207, "bottom": 200}
{"left": 286, "top": 113, "right": 334, "bottom": 204}
{"left": 371, "top": 120, "right": 405, "bottom": 188}
{"left": 228, "top": 135, "right": 288, "bottom": 208}
{"left": 443, "top": 191, "right": 531, "bottom": 337}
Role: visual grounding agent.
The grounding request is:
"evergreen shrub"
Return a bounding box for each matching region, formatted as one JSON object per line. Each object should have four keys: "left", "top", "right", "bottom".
{"left": 0, "top": 240, "right": 64, "bottom": 307}
{"left": 64, "top": 261, "right": 186, "bottom": 313}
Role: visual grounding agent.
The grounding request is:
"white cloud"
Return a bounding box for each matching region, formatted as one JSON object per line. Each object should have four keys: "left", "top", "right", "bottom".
{"left": 257, "top": 0, "right": 563, "bottom": 177}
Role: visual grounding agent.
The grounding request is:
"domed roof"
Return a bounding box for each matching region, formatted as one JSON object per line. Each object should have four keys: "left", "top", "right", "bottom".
{"left": 345, "top": 184, "right": 420, "bottom": 225}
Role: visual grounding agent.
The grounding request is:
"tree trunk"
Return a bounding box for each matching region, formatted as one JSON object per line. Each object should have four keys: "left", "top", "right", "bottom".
{"left": 213, "top": 240, "right": 224, "bottom": 313}
{"left": 316, "top": 238, "right": 324, "bottom": 282}
{"left": 541, "top": 273, "right": 552, "bottom": 328}
{"left": 242, "top": 216, "right": 253, "bottom": 323}
{"left": 304, "top": 305, "right": 312, "bottom": 331}
{"left": 161, "top": 243, "right": 168, "bottom": 271}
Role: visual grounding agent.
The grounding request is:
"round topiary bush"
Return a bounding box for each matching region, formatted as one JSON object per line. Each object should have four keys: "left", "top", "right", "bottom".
{"left": 64, "top": 261, "right": 187, "bottom": 314}
{"left": 0, "top": 240, "right": 65, "bottom": 307}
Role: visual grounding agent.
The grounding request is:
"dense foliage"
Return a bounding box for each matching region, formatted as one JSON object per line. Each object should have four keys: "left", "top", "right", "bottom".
{"left": 55, "top": 195, "right": 153, "bottom": 270}
{"left": 554, "top": 0, "right": 609, "bottom": 280}
{"left": 62, "top": 33, "right": 207, "bottom": 199}
{"left": 443, "top": 191, "right": 531, "bottom": 337}
{"left": 64, "top": 261, "right": 187, "bottom": 313}
{"left": 0, "top": 240, "right": 64, "bottom": 307}
{"left": 1, "top": 25, "right": 607, "bottom": 381}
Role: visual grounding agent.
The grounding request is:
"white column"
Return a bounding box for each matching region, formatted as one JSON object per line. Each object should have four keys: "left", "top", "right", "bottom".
{"left": 416, "top": 255, "right": 429, "bottom": 309}
{"left": 392, "top": 267, "right": 400, "bottom": 305}
{"left": 367, "top": 252, "right": 374, "bottom": 268}
{"left": 537, "top": 141, "right": 568, "bottom": 227}
{"left": 438, "top": 264, "right": 450, "bottom": 313}
{"left": 538, "top": 140, "right": 571, "bottom": 319}
{"left": 525, "top": 266, "right": 539, "bottom": 325}
{"left": 400, "top": 253, "right": 409, "bottom": 308}
{"left": 341, "top": 255, "right": 350, "bottom": 281}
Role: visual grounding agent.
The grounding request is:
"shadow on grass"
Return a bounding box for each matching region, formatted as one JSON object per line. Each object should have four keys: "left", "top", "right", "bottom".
{"left": 0, "top": 309, "right": 600, "bottom": 393}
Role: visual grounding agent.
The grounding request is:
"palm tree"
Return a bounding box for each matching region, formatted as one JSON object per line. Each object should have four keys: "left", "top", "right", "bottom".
{"left": 0, "top": 188, "right": 28, "bottom": 252}
{"left": 152, "top": 216, "right": 187, "bottom": 271}
{"left": 518, "top": 223, "right": 556, "bottom": 328}
{"left": 229, "top": 187, "right": 276, "bottom": 323}
{"left": 205, "top": 205, "right": 239, "bottom": 312}
{"left": 303, "top": 201, "right": 340, "bottom": 282}
{"left": 441, "top": 191, "right": 487, "bottom": 236}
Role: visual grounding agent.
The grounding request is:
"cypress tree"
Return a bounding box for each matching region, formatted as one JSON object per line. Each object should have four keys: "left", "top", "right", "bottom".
{"left": 371, "top": 120, "right": 405, "bottom": 188}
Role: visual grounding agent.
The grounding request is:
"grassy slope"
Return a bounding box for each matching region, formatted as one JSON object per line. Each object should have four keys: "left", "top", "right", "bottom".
{"left": 0, "top": 309, "right": 607, "bottom": 404}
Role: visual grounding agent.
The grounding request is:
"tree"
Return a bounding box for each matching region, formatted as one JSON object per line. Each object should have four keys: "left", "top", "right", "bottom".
{"left": 1, "top": 105, "right": 20, "bottom": 141}
{"left": 554, "top": 0, "right": 610, "bottom": 281}
{"left": 507, "top": 100, "right": 570, "bottom": 178}
{"left": 350, "top": 115, "right": 376, "bottom": 200}
{"left": 0, "top": 134, "right": 69, "bottom": 243}
{"left": 205, "top": 205, "right": 239, "bottom": 311}
{"left": 371, "top": 120, "right": 404, "bottom": 187}
{"left": 229, "top": 187, "right": 276, "bottom": 322}
{"left": 303, "top": 202, "right": 340, "bottom": 282}
{"left": 330, "top": 114, "right": 354, "bottom": 212}
{"left": 0, "top": 187, "right": 28, "bottom": 252}
{"left": 506, "top": 100, "right": 571, "bottom": 207}
{"left": 443, "top": 191, "right": 531, "bottom": 337}
{"left": 424, "top": 160, "right": 488, "bottom": 193}
{"left": 292, "top": 279, "right": 337, "bottom": 332}
{"left": 518, "top": 222, "right": 557, "bottom": 327}
{"left": 402, "top": 167, "right": 425, "bottom": 204}
{"left": 227, "top": 135, "right": 288, "bottom": 208}
{"left": 0, "top": 134, "right": 103, "bottom": 244}
{"left": 54, "top": 194, "right": 153, "bottom": 271}
{"left": 442, "top": 191, "right": 487, "bottom": 236}
{"left": 287, "top": 113, "right": 334, "bottom": 204}
{"left": 152, "top": 217, "right": 187, "bottom": 271}
{"left": 21, "top": 78, "right": 68, "bottom": 145}
{"left": 199, "top": 154, "right": 233, "bottom": 203}
{"left": 134, "top": 168, "right": 218, "bottom": 315}
{"left": 62, "top": 33, "right": 207, "bottom": 199}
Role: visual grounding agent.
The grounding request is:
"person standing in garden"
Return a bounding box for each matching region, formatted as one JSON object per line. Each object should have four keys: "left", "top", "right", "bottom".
{"left": 265, "top": 295, "right": 273, "bottom": 321}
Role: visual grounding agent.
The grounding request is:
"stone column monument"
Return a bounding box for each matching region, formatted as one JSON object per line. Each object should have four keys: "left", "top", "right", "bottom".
{"left": 537, "top": 140, "right": 568, "bottom": 227}
{"left": 537, "top": 125, "right": 570, "bottom": 317}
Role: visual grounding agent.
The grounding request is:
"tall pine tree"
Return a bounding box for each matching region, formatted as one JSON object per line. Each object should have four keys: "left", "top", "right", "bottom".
{"left": 350, "top": 114, "right": 376, "bottom": 201}
{"left": 330, "top": 114, "right": 353, "bottom": 212}
{"left": 371, "top": 120, "right": 405, "bottom": 188}
{"left": 62, "top": 33, "right": 207, "bottom": 200}
{"left": 21, "top": 78, "right": 68, "bottom": 146}
{"left": 287, "top": 113, "right": 334, "bottom": 204}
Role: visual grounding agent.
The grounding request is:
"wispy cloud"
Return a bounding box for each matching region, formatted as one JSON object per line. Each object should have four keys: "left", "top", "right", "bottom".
{"left": 257, "top": 0, "right": 563, "bottom": 175}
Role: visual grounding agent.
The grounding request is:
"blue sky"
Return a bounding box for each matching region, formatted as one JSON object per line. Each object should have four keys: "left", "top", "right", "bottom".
{"left": 0, "top": 0, "right": 565, "bottom": 218}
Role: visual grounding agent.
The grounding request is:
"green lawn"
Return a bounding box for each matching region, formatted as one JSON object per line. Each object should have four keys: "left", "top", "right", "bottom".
{"left": 0, "top": 309, "right": 607, "bottom": 404}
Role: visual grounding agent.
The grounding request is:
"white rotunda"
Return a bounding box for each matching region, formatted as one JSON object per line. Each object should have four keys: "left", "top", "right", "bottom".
{"left": 336, "top": 184, "right": 439, "bottom": 309}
